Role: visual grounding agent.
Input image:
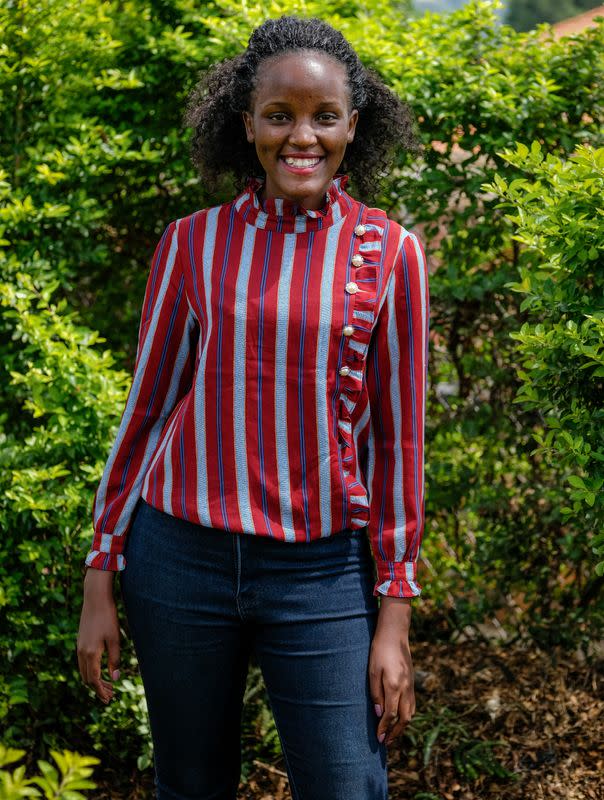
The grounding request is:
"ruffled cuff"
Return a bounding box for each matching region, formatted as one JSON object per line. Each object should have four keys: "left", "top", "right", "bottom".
{"left": 373, "top": 560, "right": 422, "bottom": 598}
{"left": 84, "top": 549, "right": 126, "bottom": 572}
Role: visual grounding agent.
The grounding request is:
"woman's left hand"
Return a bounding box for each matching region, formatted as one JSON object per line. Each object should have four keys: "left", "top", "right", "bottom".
{"left": 368, "top": 596, "right": 416, "bottom": 746}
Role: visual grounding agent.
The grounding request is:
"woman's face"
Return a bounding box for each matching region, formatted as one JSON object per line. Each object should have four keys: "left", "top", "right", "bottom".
{"left": 242, "top": 50, "right": 359, "bottom": 210}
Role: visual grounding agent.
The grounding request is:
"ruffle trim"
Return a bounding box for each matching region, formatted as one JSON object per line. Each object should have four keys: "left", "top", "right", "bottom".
{"left": 336, "top": 210, "right": 388, "bottom": 531}
{"left": 373, "top": 578, "right": 423, "bottom": 598}
{"left": 234, "top": 174, "right": 353, "bottom": 232}
{"left": 373, "top": 560, "right": 422, "bottom": 597}
{"left": 85, "top": 549, "right": 126, "bottom": 572}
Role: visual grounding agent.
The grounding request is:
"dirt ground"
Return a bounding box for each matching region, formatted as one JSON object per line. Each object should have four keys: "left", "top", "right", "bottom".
{"left": 97, "top": 638, "right": 603, "bottom": 800}
{"left": 236, "top": 639, "right": 603, "bottom": 800}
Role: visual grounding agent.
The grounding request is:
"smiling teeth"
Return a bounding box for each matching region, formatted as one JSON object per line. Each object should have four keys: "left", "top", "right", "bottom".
{"left": 284, "top": 157, "right": 321, "bottom": 167}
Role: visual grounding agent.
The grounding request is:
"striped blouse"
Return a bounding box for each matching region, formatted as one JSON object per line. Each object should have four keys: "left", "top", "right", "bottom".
{"left": 85, "top": 173, "right": 430, "bottom": 598}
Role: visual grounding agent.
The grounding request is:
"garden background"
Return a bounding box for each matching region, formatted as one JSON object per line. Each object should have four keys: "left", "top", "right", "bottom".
{"left": 1, "top": 0, "right": 603, "bottom": 797}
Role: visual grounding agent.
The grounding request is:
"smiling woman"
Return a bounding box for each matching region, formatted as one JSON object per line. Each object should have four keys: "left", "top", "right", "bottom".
{"left": 77, "top": 14, "right": 430, "bottom": 800}
{"left": 184, "top": 15, "right": 421, "bottom": 202}
{"left": 240, "top": 50, "right": 359, "bottom": 209}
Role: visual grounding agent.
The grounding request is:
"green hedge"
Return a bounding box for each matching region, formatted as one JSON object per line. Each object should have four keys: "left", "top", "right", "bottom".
{"left": 1, "top": 0, "right": 602, "bottom": 779}
{"left": 485, "top": 142, "right": 604, "bottom": 575}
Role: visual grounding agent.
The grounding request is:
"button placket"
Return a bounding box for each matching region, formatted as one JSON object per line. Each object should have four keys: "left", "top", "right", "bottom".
{"left": 337, "top": 216, "right": 385, "bottom": 450}
{"left": 336, "top": 214, "right": 388, "bottom": 531}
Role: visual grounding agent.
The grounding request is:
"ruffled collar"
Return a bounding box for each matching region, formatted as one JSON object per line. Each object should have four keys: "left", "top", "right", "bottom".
{"left": 233, "top": 173, "right": 354, "bottom": 232}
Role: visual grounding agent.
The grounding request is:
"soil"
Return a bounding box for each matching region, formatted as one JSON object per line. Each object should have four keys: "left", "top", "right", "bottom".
{"left": 94, "top": 638, "right": 603, "bottom": 800}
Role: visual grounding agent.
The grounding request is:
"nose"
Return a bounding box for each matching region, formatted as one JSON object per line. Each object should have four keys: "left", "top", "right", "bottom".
{"left": 288, "top": 118, "right": 318, "bottom": 148}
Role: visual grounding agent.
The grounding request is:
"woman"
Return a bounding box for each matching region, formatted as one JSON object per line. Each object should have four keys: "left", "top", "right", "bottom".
{"left": 77, "top": 14, "right": 430, "bottom": 800}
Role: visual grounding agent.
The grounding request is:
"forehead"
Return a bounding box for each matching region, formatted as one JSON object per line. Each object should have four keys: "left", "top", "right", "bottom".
{"left": 253, "top": 50, "right": 350, "bottom": 103}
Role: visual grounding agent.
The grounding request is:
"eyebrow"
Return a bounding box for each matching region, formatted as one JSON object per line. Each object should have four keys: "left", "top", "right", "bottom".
{"left": 261, "top": 99, "right": 344, "bottom": 109}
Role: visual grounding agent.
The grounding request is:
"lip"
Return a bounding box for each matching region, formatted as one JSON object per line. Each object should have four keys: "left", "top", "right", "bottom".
{"left": 279, "top": 155, "right": 324, "bottom": 175}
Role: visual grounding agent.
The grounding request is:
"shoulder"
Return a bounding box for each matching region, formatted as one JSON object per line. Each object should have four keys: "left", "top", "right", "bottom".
{"left": 165, "top": 197, "right": 235, "bottom": 250}
{"left": 174, "top": 199, "right": 227, "bottom": 233}
{"left": 361, "top": 203, "right": 426, "bottom": 270}
{"left": 383, "top": 217, "right": 427, "bottom": 273}
{"left": 360, "top": 202, "right": 422, "bottom": 247}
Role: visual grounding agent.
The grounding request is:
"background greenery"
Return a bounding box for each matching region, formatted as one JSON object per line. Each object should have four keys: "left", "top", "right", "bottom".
{"left": 1, "top": 0, "right": 602, "bottom": 795}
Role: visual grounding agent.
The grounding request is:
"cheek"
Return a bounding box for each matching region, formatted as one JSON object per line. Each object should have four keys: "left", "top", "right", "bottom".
{"left": 324, "top": 128, "right": 348, "bottom": 150}
{"left": 257, "top": 144, "right": 276, "bottom": 160}
{"left": 257, "top": 134, "right": 281, "bottom": 155}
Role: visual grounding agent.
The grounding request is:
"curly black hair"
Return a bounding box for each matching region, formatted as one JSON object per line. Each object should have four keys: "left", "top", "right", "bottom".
{"left": 182, "top": 15, "right": 422, "bottom": 203}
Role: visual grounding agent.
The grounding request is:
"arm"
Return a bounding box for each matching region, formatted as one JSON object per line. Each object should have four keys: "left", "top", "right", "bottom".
{"left": 364, "top": 229, "right": 430, "bottom": 599}
{"left": 366, "top": 228, "right": 429, "bottom": 745}
{"left": 78, "top": 220, "right": 197, "bottom": 702}
{"left": 85, "top": 219, "right": 198, "bottom": 571}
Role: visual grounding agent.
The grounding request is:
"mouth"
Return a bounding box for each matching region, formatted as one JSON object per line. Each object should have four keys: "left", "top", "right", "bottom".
{"left": 279, "top": 156, "right": 324, "bottom": 174}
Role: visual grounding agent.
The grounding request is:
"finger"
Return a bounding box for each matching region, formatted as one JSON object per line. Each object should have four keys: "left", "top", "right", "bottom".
{"left": 80, "top": 645, "right": 93, "bottom": 688}
{"left": 385, "top": 691, "right": 415, "bottom": 744}
{"left": 385, "top": 715, "right": 405, "bottom": 744}
{"left": 381, "top": 704, "right": 402, "bottom": 741}
{"left": 377, "top": 684, "right": 400, "bottom": 742}
{"left": 77, "top": 652, "right": 98, "bottom": 694}
{"left": 368, "top": 662, "right": 384, "bottom": 723}
{"left": 80, "top": 645, "right": 112, "bottom": 693}
{"left": 87, "top": 649, "right": 113, "bottom": 703}
{"left": 76, "top": 642, "right": 87, "bottom": 684}
{"left": 107, "top": 635, "right": 121, "bottom": 682}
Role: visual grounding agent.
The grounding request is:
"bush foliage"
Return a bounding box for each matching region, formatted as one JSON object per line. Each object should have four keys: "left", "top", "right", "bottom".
{"left": 485, "top": 142, "right": 604, "bottom": 570}
{"left": 0, "top": 744, "right": 98, "bottom": 799}
{"left": 1, "top": 0, "right": 602, "bottom": 784}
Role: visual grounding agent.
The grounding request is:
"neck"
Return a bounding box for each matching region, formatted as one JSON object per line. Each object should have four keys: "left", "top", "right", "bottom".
{"left": 259, "top": 181, "right": 330, "bottom": 212}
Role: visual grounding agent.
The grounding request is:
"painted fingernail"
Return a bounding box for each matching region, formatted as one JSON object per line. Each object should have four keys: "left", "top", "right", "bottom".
{"left": 378, "top": 732, "right": 385, "bottom": 743}
{"left": 374, "top": 704, "right": 383, "bottom": 717}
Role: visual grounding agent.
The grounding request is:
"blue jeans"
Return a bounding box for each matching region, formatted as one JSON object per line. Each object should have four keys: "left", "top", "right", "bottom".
{"left": 119, "top": 498, "right": 388, "bottom": 800}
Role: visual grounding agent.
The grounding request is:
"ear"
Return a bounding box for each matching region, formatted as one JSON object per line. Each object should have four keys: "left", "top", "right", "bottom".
{"left": 347, "top": 108, "right": 359, "bottom": 143}
{"left": 242, "top": 111, "right": 255, "bottom": 143}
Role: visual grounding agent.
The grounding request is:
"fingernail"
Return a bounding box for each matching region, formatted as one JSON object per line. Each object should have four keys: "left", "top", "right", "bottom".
{"left": 374, "top": 704, "right": 383, "bottom": 717}
{"left": 378, "top": 732, "right": 385, "bottom": 743}
{"left": 112, "top": 669, "right": 120, "bottom": 681}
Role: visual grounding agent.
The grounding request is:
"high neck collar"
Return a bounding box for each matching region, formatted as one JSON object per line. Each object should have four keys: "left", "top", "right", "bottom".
{"left": 233, "top": 173, "right": 354, "bottom": 232}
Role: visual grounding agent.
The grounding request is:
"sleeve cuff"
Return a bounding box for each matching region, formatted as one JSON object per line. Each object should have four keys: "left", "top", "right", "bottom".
{"left": 373, "top": 560, "right": 422, "bottom": 598}
{"left": 84, "top": 550, "right": 126, "bottom": 572}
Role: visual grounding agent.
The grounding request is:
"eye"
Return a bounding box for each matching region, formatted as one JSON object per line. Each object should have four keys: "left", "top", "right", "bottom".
{"left": 267, "top": 112, "right": 338, "bottom": 122}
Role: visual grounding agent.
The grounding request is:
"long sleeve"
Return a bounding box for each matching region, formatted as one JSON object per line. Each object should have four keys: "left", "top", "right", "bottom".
{"left": 364, "top": 230, "right": 430, "bottom": 598}
{"left": 85, "top": 220, "right": 198, "bottom": 571}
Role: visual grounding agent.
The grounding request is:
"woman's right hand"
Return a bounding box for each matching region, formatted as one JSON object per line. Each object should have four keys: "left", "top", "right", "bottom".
{"left": 77, "top": 567, "right": 121, "bottom": 704}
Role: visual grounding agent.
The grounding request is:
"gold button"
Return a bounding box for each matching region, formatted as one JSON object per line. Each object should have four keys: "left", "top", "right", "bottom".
{"left": 345, "top": 281, "right": 359, "bottom": 294}
{"left": 351, "top": 254, "right": 364, "bottom": 267}
{"left": 339, "top": 366, "right": 351, "bottom": 377}
{"left": 354, "top": 224, "right": 367, "bottom": 236}
{"left": 343, "top": 325, "right": 354, "bottom": 336}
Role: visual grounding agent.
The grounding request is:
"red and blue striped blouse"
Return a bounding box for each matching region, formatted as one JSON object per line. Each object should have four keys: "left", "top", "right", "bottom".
{"left": 85, "top": 173, "right": 430, "bottom": 598}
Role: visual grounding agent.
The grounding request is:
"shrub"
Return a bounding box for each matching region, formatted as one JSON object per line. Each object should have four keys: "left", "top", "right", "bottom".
{"left": 484, "top": 142, "right": 604, "bottom": 577}
{"left": 0, "top": 744, "right": 98, "bottom": 799}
